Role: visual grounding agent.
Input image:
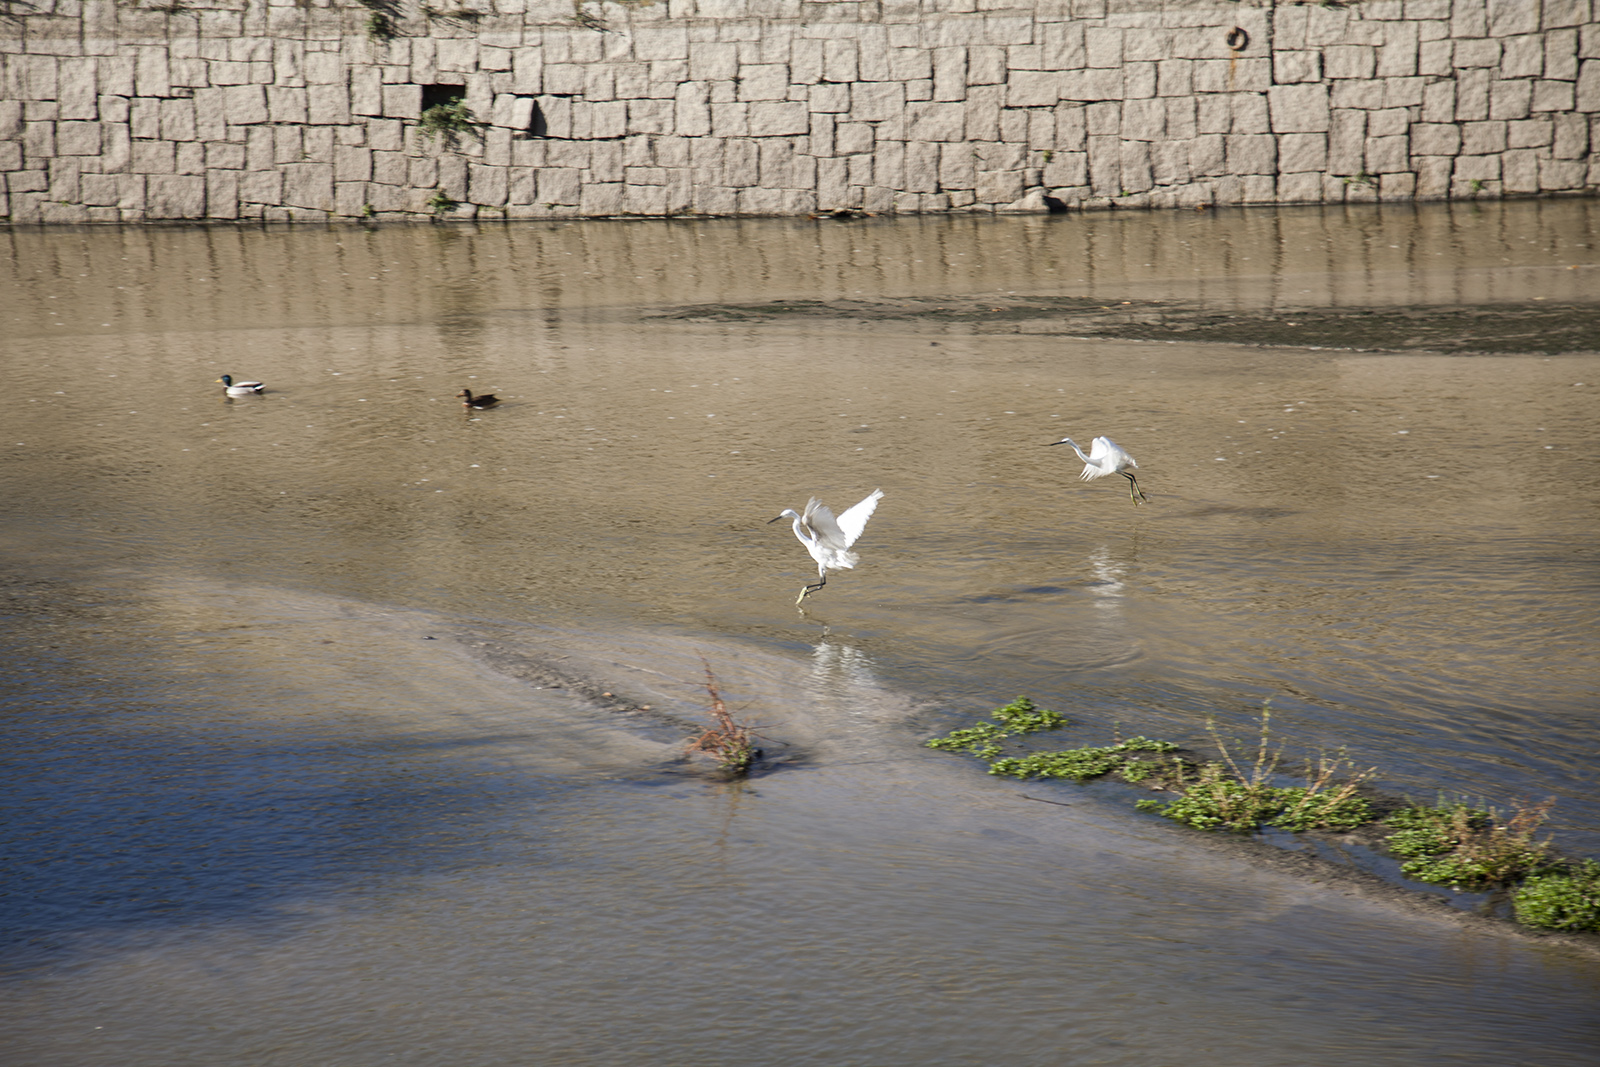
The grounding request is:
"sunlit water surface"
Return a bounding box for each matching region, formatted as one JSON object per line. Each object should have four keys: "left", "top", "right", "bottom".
{"left": 2, "top": 202, "right": 1598, "bottom": 1065}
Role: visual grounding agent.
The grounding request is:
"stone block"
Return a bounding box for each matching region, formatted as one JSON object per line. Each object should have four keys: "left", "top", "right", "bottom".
{"left": 580, "top": 182, "right": 624, "bottom": 215}
{"left": 1085, "top": 26, "right": 1121, "bottom": 68}
{"left": 147, "top": 174, "right": 206, "bottom": 218}
{"left": 1226, "top": 133, "right": 1275, "bottom": 175}
{"left": 1554, "top": 112, "right": 1589, "bottom": 158}
{"left": 1490, "top": 78, "right": 1533, "bottom": 120}
{"left": 738, "top": 64, "right": 789, "bottom": 101}
{"left": 969, "top": 46, "right": 1007, "bottom": 85}
{"left": 1419, "top": 39, "right": 1454, "bottom": 77}
{"left": 1324, "top": 45, "right": 1376, "bottom": 80}
{"left": 1581, "top": 61, "right": 1600, "bottom": 112}
{"left": 1411, "top": 122, "right": 1461, "bottom": 156}
{"left": 851, "top": 82, "right": 906, "bottom": 122}
{"left": 934, "top": 47, "right": 968, "bottom": 101}
{"left": 1232, "top": 93, "right": 1271, "bottom": 134}
{"left": 809, "top": 82, "right": 850, "bottom": 113}
{"left": 207, "top": 170, "right": 239, "bottom": 219}
{"left": 748, "top": 101, "right": 809, "bottom": 136}
{"left": 907, "top": 101, "right": 966, "bottom": 141}
{"left": 1278, "top": 132, "right": 1327, "bottom": 172}
{"left": 538, "top": 168, "right": 581, "bottom": 205}
{"left": 1369, "top": 107, "right": 1410, "bottom": 137}
{"left": 269, "top": 86, "right": 308, "bottom": 125}
{"left": 1007, "top": 70, "right": 1061, "bottom": 107}
{"left": 1276, "top": 171, "right": 1323, "bottom": 204}
{"left": 1487, "top": 0, "right": 1538, "bottom": 37}
{"left": 56, "top": 120, "right": 100, "bottom": 156}
{"left": 1087, "top": 135, "right": 1120, "bottom": 195}
{"left": 1453, "top": 38, "right": 1501, "bottom": 69}
{"left": 1503, "top": 147, "right": 1540, "bottom": 192}
{"left": 1328, "top": 109, "right": 1367, "bottom": 173}
{"left": 1378, "top": 22, "right": 1420, "bottom": 77}
{"left": 131, "top": 139, "right": 175, "bottom": 175}
{"left": 1060, "top": 67, "right": 1123, "bottom": 101}
{"left": 824, "top": 39, "right": 859, "bottom": 83}
{"left": 1501, "top": 34, "right": 1545, "bottom": 79}
{"left": 58, "top": 57, "right": 98, "bottom": 121}
{"left": 1533, "top": 79, "right": 1576, "bottom": 112}
{"left": 383, "top": 84, "right": 421, "bottom": 121}
{"left": 335, "top": 145, "right": 372, "bottom": 181}
{"left": 225, "top": 85, "right": 269, "bottom": 125}
{"left": 1042, "top": 22, "right": 1085, "bottom": 70}
{"left": 1545, "top": 29, "right": 1580, "bottom": 81}
{"left": 1539, "top": 156, "right": 1587, "bottom": 190}
{"left": 1268, "top": 83, "right": 1329, "bottom": 133}
{"left": 1118, "top": 96, "right": 1162, "bottom": 140}
{"left": 1385, "top": 78, "right": 1426, "bottom": 108}
{"left": 80, "top": 172, "right": 121, "bottom": 207}
{"left": 135, "top": 47, "right": 169, "bottom": 97}
{"left": 1416, "top": 154, "right": 1453, "bottom": 198}
{"left": 1157, "top": 59, "right": 1193, "bottom": 97}
{"left": 976, "top": 168, "right": 1023, "bottom": 204}
{"left": 177, "top": 142, "right": 206, "bottom": 176}
{"left": 1456, "top": 68, "right": 1491, "bottom": 120}
{"left": 1366, "top": 134, "right": 1409, "bottom": 173}
{"left": 283, "top": 163, "right": 334, "bottom": 210}
{"left": 635, "top": 27, "right": 690, "bottom": 62}
{"left": 1274, "top": 51, "right": 1321, "bottom": 85}
{"left": 469, "top": 163, "right": 508, "bottom": 206}
{"left": 626, "top": 99, "right": 672, "bottom": 135}
{"left": 352, "top": 68, "right": 383, "bottom": 116}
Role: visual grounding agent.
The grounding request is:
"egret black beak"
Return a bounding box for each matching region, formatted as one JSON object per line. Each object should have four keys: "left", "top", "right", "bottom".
{"left": 766, "top": 515, "right": 784, "bottom": 524}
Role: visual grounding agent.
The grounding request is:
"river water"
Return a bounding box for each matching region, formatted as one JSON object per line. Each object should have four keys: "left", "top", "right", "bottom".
{"left": 2, "top": 202, "right": 1598, "bottom": 1065}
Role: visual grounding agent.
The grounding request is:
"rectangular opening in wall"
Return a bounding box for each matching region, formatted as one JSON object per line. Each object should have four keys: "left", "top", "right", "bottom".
{"left": 421, "top": 84, "right": 467, "bottom": 111}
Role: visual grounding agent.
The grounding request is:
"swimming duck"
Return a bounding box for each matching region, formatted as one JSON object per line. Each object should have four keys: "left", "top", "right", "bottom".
{"left": 218, "top": 374, "right": 265, "bottom": 396}
{"left": 458, "top": 389, "right": 500, "bottom": 409}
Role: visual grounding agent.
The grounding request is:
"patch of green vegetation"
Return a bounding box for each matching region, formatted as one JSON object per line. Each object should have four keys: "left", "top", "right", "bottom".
{"left": 425, "top": 187, "right": 458, "bottom": 216}
{"left": 925, "top": 696, "right": 1064, "bottom": 759}
{"left": 1514, "top": 860, "right": 1600, "bottom": 932}
{"left": 927, "top": 700, "right": 1600, "bottom": 936}
{"left": 989, "top": 738, "right": 1178, "bottom": 783}
{"left": 1384, "top": 799, "right": 1553, "bottom": 891}
{"left": 418, "top": 99, "right": 484, "bottom": 148}
{"left": 1137, "top": 711, "right": 1375, "bottom": 834}
{"left": 1143, "top": 759, "right": 1373, "bottom": 834}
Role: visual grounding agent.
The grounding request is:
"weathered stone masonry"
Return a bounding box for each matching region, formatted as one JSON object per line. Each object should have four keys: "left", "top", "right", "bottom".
{"left": 2, "top": 0, "right": 1597, "bottom": 223}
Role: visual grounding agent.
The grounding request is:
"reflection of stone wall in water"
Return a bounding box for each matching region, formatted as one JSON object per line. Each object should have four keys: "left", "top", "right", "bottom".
{"left": 1, "top": 0, "right": 1596, "bottom": 224}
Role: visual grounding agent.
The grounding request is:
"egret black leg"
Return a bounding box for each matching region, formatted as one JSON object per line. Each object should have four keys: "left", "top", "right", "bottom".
{"left": 797, "top": 573, "right": 827, "bottom": 604}
{"left": 1122, "top": 471, "right": 1148, "bottom": 504}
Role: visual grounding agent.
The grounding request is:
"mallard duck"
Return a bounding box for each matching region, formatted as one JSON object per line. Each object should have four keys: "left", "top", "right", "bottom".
{"left": 218, "top": 374, "right": 265, "bottom": 396}
{"left": 457, "top": 389, "right": 500, "bottom": 409}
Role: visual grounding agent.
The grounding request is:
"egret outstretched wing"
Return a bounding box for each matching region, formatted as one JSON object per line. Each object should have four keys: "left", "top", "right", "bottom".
{"left": 833, "top": 489, "right": 883, "bottom": 548}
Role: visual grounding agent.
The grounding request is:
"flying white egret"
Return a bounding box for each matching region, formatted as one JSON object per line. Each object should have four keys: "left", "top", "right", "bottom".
{"left": 1050, "top": 435, "right": 1148, "bottom": 504}
{"left": 768, "top": 489, "right": 884, "bottom": 604}
{"left": 217, "top": 374, "right": 265, "bottom": 396}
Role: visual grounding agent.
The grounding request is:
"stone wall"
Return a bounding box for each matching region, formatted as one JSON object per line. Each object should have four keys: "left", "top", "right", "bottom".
{"left": 2, "top": 0, "right": 1597, "bottom": 224}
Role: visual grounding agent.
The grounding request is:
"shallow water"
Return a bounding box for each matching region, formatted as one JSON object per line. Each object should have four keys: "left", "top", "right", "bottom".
{"left": 2, "top": 202, "right": 1599, "bottom": 1065}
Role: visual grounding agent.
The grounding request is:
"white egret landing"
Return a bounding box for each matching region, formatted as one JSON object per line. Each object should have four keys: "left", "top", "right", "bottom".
{"left": 768, "top": 489, "right": 883, "bottom": 604}
{"left": 1050, "top": 436, "right": 1148, "bottom": 504}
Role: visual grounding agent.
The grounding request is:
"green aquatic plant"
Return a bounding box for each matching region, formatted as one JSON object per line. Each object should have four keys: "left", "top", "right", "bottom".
{"left": 1140, "top": 707, "right": 1374, "bottom": 833}
{"left": 418, "top": 99, "right": 484, "bottom": 148}
{"left": 988, "top": 737, "right": 1179, "bottom": 783}
{"left": 925, "top": 696, "right": 1065, "bottom": 759}
{"left": 1385, "top": 798, "right": 1553, "bottom": 890}
{"left": 1513, "top": 860, "right": 1600, "bottom": 932}
{"left": 425, "top": 187, "right": 458, "bottom": 215}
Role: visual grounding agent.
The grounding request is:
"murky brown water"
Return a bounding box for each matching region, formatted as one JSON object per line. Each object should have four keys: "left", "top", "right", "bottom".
{"left": 3, "top": 202, "right": 1599, "bottom": 1065}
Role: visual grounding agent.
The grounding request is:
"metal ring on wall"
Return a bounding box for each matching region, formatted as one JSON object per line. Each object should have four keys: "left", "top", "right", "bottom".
{"left": 1226, "top": 27, "right": 1249, "bottom": 52}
